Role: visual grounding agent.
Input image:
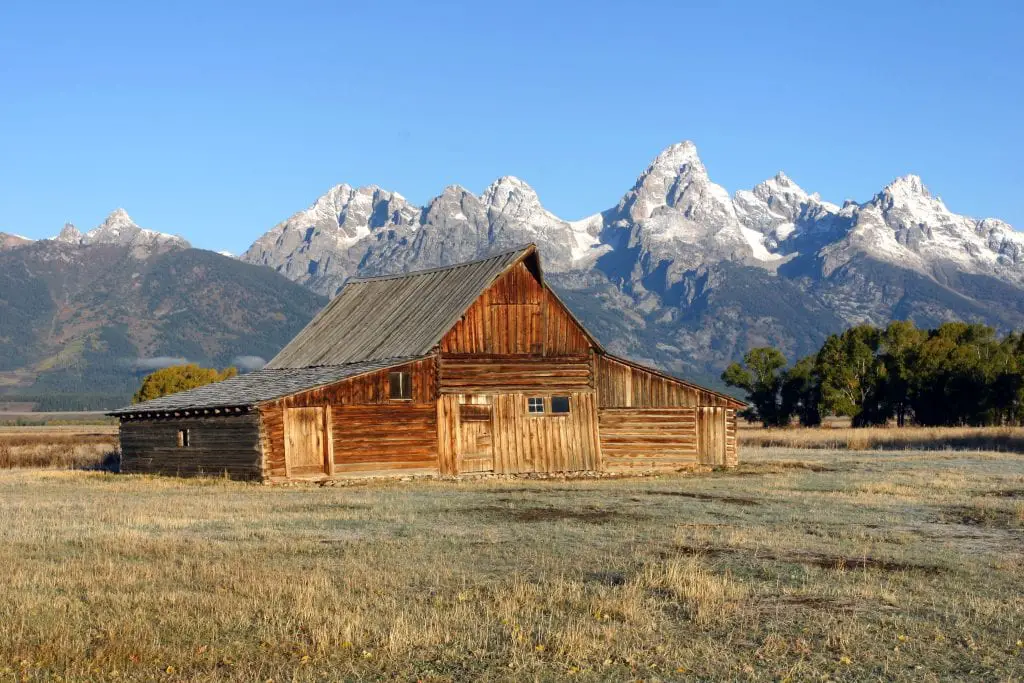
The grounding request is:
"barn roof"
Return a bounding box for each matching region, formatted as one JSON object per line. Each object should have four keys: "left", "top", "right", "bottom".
{"left": 107, "top": 357, "right": 423, "bottom": 416}
{"left": 266, "top": 244, "right": 552, "bottom": 369}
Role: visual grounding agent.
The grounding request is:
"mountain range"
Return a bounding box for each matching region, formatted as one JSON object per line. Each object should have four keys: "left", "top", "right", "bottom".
{"left": 241, "top": 141, "right": 1024, "bottom": 378}
{"left": 2, "top": 141, "right": 1022, "bottom": 408}
{"left": 0, "top": 214, "right": 323, "bottom": 409}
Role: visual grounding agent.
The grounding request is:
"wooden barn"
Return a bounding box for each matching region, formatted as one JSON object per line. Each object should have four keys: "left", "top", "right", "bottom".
{"left": 110, "top": 245, "right": 744, "bottom": 481}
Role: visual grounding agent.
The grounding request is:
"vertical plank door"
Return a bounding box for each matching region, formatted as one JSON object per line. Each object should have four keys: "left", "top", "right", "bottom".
{"left": 697, "top": 407, "right": 727, "bottom": 466}
{"left": 285, "top": 406, "right": 329, "bottom": 477}
{"left": 457, "top": 402, "right": 494, "bottom": 473}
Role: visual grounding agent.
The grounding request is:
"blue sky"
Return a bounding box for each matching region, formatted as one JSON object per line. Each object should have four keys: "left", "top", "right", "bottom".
{"left": 1, "top": 0, "right": 1021, "bottom": 253}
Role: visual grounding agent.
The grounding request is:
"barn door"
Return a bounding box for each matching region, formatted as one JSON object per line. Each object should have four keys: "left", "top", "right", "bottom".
{"left": 457, "top": 403, "right": 494, "bottom": 473}
{"left": 697, "top": 407, "right": 727, "bottom": 466}
{"left": 285, "top": 407, "right": 330, "bottom": 477}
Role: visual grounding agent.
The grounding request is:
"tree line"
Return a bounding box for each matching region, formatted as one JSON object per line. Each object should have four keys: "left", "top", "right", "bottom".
{"left": 722, "top": 321, "right": 1024, "bottom": 428}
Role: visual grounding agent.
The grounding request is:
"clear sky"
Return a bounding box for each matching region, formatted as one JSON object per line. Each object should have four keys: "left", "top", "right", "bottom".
{"left": 1, "top": 0, "right": 1021, "bottom": 253}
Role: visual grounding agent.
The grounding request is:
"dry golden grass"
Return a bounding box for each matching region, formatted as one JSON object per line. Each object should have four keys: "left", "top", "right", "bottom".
{"left": 1, "top": 444, "right": 1022, "bottom": 681}
{"left": 0, "top": 428, "right": 118, "bottom": 469}
{"left": 740, "top": 424, "right": 1024, "bottom": 453}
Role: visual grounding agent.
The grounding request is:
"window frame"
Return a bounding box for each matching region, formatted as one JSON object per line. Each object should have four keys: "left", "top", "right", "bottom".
{"left": 527, "top": 397, "right": 545, "bottom": 415}
{"left": 177, "top": 428, "right": 190, "bottom": 448}
{"left": 388, "top": 371, "right": 412, "bottom": 401}
{"left": 550, "top": 396, "right": 571, "bottom": 415}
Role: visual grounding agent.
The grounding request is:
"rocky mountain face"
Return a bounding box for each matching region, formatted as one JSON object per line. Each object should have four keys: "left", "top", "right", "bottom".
{"left": 0, "top": 233, "right": 33, "bottom": 250}
{"left": 4, "top": 145, "right": 1021, "bottom": 407}
{"left": 0, "top": 211, "right": 324, "bottom": 409}
{"left": 242, "top": 141, "right": 1024, "bottom": 385}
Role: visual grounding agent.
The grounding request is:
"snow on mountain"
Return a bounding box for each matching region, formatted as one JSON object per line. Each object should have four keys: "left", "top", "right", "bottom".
{"left": 240, "top": 140, "right": 1024, "bottom": 378}
{"left": 52, "top": 209, "right": 190, "bottom": 252}
{"left": 242, "top": 176, "right": 608, "bottom": 294}
{"left": 243, "top": 184, "right": 419, "bottom": 291}
{"left": 7, "top": 140, "right": 1019, "bottom": 388}
{"left": 820, "top": 175, "right": 1024, "bottom": 284}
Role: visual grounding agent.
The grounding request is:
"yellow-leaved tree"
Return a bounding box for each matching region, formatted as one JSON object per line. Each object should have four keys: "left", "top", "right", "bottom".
{"left": 132, "top": 364, "right": 238, "bottom": 403}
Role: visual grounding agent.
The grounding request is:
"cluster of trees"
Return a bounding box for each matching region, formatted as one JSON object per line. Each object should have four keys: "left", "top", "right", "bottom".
{"left": 132, "top": 364, "right": 237, "bottom": 403}
{"left": 723, "top": 321, "right": 1024, "bottom": 428}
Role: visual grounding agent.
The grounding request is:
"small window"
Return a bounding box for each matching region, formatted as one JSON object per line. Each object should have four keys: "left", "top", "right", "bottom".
{"left": 177, "top": 429, "right": 190, "bottom": 448}
{"left": 527, "top": 397, "right": 545, "bottom": 414}
{"left": 550, "top": 396, "right": 570, "bottom": 414}
{"left": 389, "top": 371, "right": 412, "bottom": 400}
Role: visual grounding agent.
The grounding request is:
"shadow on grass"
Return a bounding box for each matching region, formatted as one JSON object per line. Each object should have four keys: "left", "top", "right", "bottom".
{"left": 672, "top": 544, "right": 946, "bottom": 574}
{"left": 464, "top": 503, "right": 645, "bottom": 525}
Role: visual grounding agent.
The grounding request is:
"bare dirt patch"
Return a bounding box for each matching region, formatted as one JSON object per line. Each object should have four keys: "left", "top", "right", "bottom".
{"left": 984, "top": 489, "right": 1024, "bottom": 499}
{"left": 645, "top": 490, "right": 761, "bottom": 506}
{"left": 465, "top": 503, "right": 641, "bottom": 525}
{"left": 731, "top": 461, "right": 842, "bottom": 476}
{"left": 938, "top": 504, "right": 1023, "bottom": 530}
{"left": 673, "top": 544, "right": 946, "bottom": 574}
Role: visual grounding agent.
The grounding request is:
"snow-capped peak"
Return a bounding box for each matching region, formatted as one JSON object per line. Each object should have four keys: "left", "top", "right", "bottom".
{"left": 648, "top": 140, "right": 703, "bottom": 173}
{"left": 55, "top": 222, "right": 82, "bottom": 243}
{"left": 97, "top": 207, "right": 137, "bottom": 233}
{"left": 883, "top": 174, "right": 928, "bottom": 197}
{"left": 50, "top": 210, "right": 189, "bottom": 250}
{"left": 482, "top": 176, "right": 544, "bottom": 215}
{"left": 616, "top": 141, "right": 735, "bottom": 228}
{"left": 753, "top": 171, "right": 809, "bottom": 202}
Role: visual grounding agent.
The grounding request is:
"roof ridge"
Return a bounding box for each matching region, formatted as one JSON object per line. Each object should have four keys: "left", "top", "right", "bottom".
{"left": 346, "top": 243, "right": 536, "bottom": 283}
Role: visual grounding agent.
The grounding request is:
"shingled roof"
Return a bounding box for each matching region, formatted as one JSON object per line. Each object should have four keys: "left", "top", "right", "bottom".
{"left": 108, "top": 357, "right": 423, "bottom": 416}
{"left": 266, "top": 244, "right": 543, "bottom": 369}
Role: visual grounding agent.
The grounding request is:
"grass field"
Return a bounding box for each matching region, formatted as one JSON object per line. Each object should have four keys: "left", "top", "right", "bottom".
{"left": 0, "top": 426, "right": 117, "bottom": 469}
{"left": 1, "top": 443, "right": 1022, "bottom": 681}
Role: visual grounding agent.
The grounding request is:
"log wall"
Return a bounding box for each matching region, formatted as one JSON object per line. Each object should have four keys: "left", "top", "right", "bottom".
{"left": 595, "top": 355, "right": 741, "bottom": 467}
{"left": 440, "top": 262, "right": 591, "bottom": 356}
{"left": 598, "top": 408, "right": 698, "bottom": 471}
{"left": 120, "top": 414, "right": 263, "bottom": 479}
{"left": 439, "top": 354, "right": 592, "bottom": 394}
{"left": 259, "top": 357, "right": 439, "bottom": 479}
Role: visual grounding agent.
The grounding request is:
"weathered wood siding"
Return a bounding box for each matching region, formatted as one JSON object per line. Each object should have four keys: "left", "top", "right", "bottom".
{"left": 439, "top": 354, "right": 592, "bottom": 394}
{"left": 284, "top": 406, "right": 330, "bottom": 477}
{"left": 596, "top": 355, "right": 741, "bottom": 467}
{"left": 120, "top": 414, "right": 262, "bottom": 479}
{"left": 440, "top": 262, "right": 591, "bottom": 356}
{"left": 725, "top": 409, "right": 738, "bottom": 467}
{"left": 457, "top": 402, "right": 494, "bottom": 473}
{"left": 598, "top": 408, "right": 698, "bottom": 470}
{"left": 259, "top": 357, "right": 439, "bottom": 479}
{"left": 439, "top": 392, "right": 600, "bottom": 475}
{"left": 491, "top": 392, "right": 600, "bottom": 473}
{"left": 696, "top": 407, "right": 727, "bottom": 466}
{"left": 596, "top": 355, "right": 738, "bottom": 408}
